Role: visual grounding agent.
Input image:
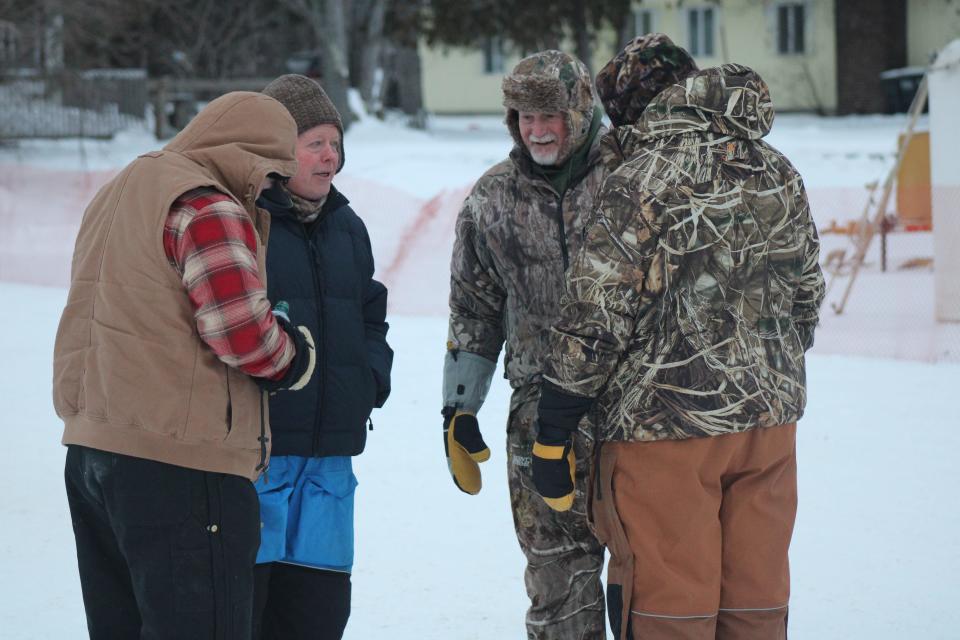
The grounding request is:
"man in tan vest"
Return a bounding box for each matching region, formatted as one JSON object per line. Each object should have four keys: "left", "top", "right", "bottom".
{"left": 53, "top": 92, "right": 316, "bottom": 640}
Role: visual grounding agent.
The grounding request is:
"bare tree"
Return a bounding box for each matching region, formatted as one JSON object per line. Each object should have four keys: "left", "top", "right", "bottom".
{"left": 381, "top": 0, "right": 424, "bottom": 120}
{"left": 353, "top": 0, "right": 388, "bottom": 114}
{"left": 0, "top": 0, "right": 40, "bottom": 72}
{"left": 279, "top": 0, "right": 355, "bottom": 127}
{"left": 570, "top": 0, "right": 592, "bottom": 73}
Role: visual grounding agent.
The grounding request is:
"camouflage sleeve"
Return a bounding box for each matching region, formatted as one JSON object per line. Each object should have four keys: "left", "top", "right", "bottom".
{"left": 792, "top": 181, "right": 825, "bottom": 351}
{"left": 447, "top": 188, "right": 507, "bottom": 362}
{"left": 543, "top": 172, "right": 662, "bottom": 398}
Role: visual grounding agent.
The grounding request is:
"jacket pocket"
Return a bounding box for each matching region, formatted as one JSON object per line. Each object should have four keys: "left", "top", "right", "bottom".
{"left": 287, "top": 463, "right": 358, "bottom": 570}
{"left": 221, "top": 366, "right": 263, "bottom": 451}
{"left": 255, "top": 471, "right": 296, "bottom": 564}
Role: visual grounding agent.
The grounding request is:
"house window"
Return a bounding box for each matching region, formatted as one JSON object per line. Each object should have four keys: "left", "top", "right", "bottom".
{"left": 0, "top": 21, "right": 17, "bottom": 64}
{"left": 482, "top": 36, "right": 505, "bottom": 74}
{"left": 634, "top": 8, "right": 655, "bottom": 37}
{"left": 687, "top": 7, "right": 716, "bottom": 57}
{"left": 777, "top": 3, "right": 806, "bottom": 54}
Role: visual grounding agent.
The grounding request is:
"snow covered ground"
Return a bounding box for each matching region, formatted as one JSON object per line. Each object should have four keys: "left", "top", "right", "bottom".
{"left": 1, "top": 109, "right": 959, "bottom": 638}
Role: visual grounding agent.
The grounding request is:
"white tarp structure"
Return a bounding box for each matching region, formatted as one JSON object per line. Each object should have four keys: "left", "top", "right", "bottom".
{"left": 929, "top": 38, "right": 960, "bottom": 322}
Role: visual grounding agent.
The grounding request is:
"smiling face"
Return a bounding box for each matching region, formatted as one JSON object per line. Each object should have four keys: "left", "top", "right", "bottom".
{"left": 518, "top": 111, "right": 568, "bottom": 166}
{"left": 286, "top": 124, "right": 341, "bottom": 200}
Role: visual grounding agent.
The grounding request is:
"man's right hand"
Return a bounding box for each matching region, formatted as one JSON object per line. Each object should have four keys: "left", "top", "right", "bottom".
{"left": 443, "top": 408, "right": 490, "bottom": 495}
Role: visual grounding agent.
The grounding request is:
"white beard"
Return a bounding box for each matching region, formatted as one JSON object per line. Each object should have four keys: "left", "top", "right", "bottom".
{"left": 529, "top": 147, "right": 560, "bottom": 165}
{"left": 527, "top": 133, "right": 560, "bottom": 165}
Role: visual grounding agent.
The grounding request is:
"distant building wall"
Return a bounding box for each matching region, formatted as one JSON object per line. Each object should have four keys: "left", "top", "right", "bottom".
{"left": 627, "top": 0, "right": 838, "bottom": 112}
{"left": 420, "top": 0, "right": 960, "bottom": 115}
{"left": 419, "top": 41, "right": 521, "bottom": 114}
{"left": 907, "top": 0, "right": 960, "bottom": 67}
{"left": 419, "top": 32, "right": 623, "bottom": 115}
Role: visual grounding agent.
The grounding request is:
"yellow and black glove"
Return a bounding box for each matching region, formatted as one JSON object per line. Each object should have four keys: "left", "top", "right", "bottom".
{"left": 532, "top": 426, "right": 576, "bottom": 512}
{"left": 443, "top": 407, "right": 490, "bottom": 495}
{"left": 533, "top": 383, "right": 595, "bottom": 512}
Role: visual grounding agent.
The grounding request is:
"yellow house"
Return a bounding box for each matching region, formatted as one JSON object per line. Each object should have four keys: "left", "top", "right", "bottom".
{"left": 631, "top": 0, "right": 837, "bottom": 112}
{"left": 420, "top": 0, "right": 959, "bottom": 115}
{"left": 418, "top": 37, "right": 620, "bottom": 114}
{"left": 418, "top": 38, "right": 521, "bottom": 114}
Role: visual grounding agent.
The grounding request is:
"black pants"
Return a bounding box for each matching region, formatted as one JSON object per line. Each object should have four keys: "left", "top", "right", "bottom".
{"left": 253, "top": 562, "right": 351, "bottom": 640}
{"left": 64, "top": 445, "right": 261, "bottom": 640}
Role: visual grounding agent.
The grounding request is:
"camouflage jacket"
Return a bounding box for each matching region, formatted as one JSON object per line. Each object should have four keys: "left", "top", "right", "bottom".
{"left": 448, "top": 132, "right": 613, "bottom": 388}
{"left": 543, "top": 64, "right": 825, "bottom": 442}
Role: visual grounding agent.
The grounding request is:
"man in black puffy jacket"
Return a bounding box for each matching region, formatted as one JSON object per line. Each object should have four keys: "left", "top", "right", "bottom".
{"left": 252, "top": 74, "right": 393, "bottom": 640}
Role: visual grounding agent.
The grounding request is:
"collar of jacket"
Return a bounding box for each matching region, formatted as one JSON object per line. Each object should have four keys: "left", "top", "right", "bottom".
{"left": 258, "top": 183, "right": 349, "bottom": 223}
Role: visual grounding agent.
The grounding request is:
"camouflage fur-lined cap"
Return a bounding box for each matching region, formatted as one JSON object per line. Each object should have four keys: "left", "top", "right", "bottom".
{"left": 263, "top": 74, "right": 345, "bottom": 172}
{"left": 596, "top": 33, "right": 699, "bottom": 127}
{"left": 502, "top": 50, "right": 597, "bottom": 164}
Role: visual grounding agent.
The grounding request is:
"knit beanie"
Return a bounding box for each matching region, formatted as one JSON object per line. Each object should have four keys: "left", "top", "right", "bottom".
{"left": 595, "top": 33, "right": 699, "bottom": 127}
{"left": 262, "top": 74, "right": 345, "bottom": 172}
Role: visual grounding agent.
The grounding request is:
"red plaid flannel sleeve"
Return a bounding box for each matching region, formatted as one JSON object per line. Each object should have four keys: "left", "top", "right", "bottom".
{"left": 164, "top": 187, "right": 294, "bottom": 380}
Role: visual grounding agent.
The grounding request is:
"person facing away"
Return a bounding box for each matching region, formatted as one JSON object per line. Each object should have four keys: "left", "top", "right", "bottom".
{"left": 53, "top": 91, "right": 318, "bottom": 640}
{"left": 442, "top": 50, "right": 616, "bottom": 639}
{"left": 251, "top": 74, "right": 393, "bottom": 640}
{"left": 531, "top": 34, "right": 826, "bottom": 640}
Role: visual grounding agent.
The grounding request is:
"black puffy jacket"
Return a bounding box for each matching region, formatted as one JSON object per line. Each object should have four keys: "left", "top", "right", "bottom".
{"left": 258, "top": 184, "right": 393, "bottom": 457}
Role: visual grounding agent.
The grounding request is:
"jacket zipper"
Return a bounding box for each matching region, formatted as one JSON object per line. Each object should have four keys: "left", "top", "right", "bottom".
{"left": 302, "top": 223, "right": 326, "bottom": 456}
{"left": 540, "top": 150, "right": 593, "bottom": 273}
{"left": 555, "top": 192, "right": 570, "bottom": 271}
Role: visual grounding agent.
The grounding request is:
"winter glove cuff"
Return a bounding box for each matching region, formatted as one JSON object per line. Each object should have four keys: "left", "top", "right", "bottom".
{"left": 536, "top": 382, "right": 594, "bottom": 436}
{"left": 442, "top": 345, "right": 497, "bottom": 413}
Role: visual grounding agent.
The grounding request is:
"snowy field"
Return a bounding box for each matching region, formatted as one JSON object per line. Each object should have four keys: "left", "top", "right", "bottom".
{"left": 1, "top": 108, "right": 959, "bottom": 638}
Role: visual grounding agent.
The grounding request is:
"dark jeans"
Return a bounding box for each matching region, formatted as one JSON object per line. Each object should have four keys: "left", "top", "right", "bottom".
{"left": 64, "top": 445, "right": 261, "bottom": 640}
{"left": 253, "top": 562, "right": 351, "bottom": 640}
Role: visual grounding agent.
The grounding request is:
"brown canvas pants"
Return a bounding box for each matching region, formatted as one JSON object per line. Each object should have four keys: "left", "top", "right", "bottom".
{"left": 591, "top": 424, "right": 797, "bottom": 640}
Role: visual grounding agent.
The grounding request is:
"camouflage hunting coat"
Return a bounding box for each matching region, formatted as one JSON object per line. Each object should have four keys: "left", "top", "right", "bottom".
{"left": 448, "top": 134, "right": 613, "bottom": 389}
{"left": 543, "top": 64, "right": 825, "bottom": 442}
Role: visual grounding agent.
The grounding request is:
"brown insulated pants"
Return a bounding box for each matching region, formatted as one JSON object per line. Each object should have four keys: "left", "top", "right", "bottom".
{"left": 591, "top": 424, "right": 797, "bottom": 640}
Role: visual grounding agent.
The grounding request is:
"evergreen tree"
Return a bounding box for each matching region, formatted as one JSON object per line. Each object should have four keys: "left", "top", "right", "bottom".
{"left": 422, "top": 0, "right": 631, "bottom": 72}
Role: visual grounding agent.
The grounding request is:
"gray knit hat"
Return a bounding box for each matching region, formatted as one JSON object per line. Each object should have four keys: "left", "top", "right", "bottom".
{"left": 262, "top": 74, "right": 345, "bottom": 172}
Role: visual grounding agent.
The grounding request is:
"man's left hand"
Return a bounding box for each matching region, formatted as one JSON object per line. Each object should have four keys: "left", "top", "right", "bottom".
{"left": 531, "top": 428, "right": 576, "bottom": 512}
{"left": 533, "top": 384, "right": 594, "bottom": 512}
